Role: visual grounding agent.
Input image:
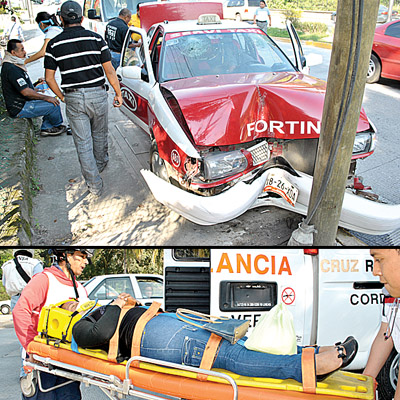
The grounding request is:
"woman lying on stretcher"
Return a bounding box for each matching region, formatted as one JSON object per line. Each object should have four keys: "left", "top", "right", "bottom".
{"left": 63, "top": 294, "right": 358, "bottom": 384}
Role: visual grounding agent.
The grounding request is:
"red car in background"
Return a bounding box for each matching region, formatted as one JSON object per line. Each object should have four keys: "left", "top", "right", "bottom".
{"left": 367, "top": 19, "right": 400, "bottom": 83}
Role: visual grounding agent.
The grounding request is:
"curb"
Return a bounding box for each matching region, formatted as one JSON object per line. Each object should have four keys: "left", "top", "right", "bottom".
{"left": 305, "top": 40, "right": 332, "bottom": 49}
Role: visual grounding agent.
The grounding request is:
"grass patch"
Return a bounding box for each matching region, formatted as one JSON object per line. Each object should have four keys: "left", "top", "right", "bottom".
{"left": 268, "top": 27, "right": 329, "bottom": 42}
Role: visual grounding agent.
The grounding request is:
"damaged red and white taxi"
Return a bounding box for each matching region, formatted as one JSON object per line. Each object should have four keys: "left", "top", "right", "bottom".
{"left": 116, "top": 2, "right": 400, "bottom": 235}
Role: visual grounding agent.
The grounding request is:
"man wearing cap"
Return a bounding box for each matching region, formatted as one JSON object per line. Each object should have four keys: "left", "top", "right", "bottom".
{"left": 13, "top": 248, "right": 92, "bottom": 399}
{"left": 44, "top": 1, "right": 123, "bottom": 197}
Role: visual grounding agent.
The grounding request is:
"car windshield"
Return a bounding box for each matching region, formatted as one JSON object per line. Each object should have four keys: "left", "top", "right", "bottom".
{"left": 160, "top": 29, "right": 295, "bottom": 82}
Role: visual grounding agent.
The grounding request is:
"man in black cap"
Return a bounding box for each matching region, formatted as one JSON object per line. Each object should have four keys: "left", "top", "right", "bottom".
{"left": 44, "top": 1, "right": 123, "bottom": 197}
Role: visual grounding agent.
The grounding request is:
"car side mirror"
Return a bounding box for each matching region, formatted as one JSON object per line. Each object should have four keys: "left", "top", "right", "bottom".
{"left": 121, "top": 65, "right": 142, "bottom": 79}
{"left": 87, "top": 9, "right": 101, "bottom": 20}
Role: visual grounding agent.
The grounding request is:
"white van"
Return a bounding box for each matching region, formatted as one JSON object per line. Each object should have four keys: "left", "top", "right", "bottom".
{"left": 82, "top": 0, "right": 154, "bottom": 36}
{"left": 223, "top": 0, "right": 260, "bottom": 21}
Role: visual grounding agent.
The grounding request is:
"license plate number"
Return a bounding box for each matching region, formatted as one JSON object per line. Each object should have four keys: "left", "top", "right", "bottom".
{"left": 263, "top": 173, "right": 298, "bottom": 206}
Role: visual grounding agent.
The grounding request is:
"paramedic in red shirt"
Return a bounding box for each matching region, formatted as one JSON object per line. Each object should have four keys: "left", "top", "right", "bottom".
{"left": 13, "top": 248, "right": 92, "bottom": 400}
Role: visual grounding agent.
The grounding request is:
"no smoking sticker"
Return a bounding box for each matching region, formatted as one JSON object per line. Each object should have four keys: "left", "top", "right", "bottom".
{"left": 282, "top": 287, "right": 295, "bottom": 305}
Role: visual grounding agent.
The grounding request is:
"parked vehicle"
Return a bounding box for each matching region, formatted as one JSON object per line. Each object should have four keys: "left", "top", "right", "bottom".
{"left": 163, "top": 248, "right": 394, "bottom": 400}
{"left": 331, "top": 5, "right": 398, "bottom": 24}
{"left": 367, "top": 19, "right": 400, "bottom": 83}
{"left": 223, "top": 0, "right": 260, "bottom": 21}
{"left": 82, "top": 0, "right": 154, "bottom": 36}
{"left": 0, "top": 299, "right": 11, "bottom": 315}
{"left": 83, "top": 273, "right": 164, "bottom": 307}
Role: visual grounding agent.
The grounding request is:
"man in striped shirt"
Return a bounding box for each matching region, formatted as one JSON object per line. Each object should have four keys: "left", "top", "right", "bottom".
{"left": 44, "top": 0, "right": 123, "bottom": 196}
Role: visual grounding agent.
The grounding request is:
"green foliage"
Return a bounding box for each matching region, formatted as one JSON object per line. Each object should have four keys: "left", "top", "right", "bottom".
{"left": 0, "top": 249, "right": 13, "bottom": 281}
{"left": 295, "top": 21, "right": 328, "bottom": 35}
{"left": 80, "top": 249, "right": 164, "bottom": 279}
{"left": 0, "top": 249, "right": 13, "bottom": 300}
{"left": 281, "top": 7, "right": 302, "bottom": 25}
{"left": 269, "top": 0, "right": 337, "bottom": 11}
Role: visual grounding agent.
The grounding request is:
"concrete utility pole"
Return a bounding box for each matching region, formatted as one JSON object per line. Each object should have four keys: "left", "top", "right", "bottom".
{"left": 307, "top": 0, "right": 379, "bottom": 245}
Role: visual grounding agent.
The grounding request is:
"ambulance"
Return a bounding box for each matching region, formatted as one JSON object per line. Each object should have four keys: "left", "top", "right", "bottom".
{"left": 163, "top": 248, "right": 397, "bottom": 400}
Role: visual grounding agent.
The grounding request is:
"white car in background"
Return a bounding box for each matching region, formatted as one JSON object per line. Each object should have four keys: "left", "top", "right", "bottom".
{"left": 223, "top": 0, "right": 259, "bottom": 21}
{"left": 0, "top": 299, "right": 11, "bottom": 315}
{"left": 83, "top": 274, "right": 164, "bottom": 307}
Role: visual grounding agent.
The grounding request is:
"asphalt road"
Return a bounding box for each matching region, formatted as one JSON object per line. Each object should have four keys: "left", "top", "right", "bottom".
{"left": 280, "top": 41, "right": 400, "bottom": 205}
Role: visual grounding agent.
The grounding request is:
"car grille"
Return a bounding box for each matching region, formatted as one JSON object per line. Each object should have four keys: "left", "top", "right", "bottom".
{"left": 248, "top": 141, "right": 270, "bottom": 166}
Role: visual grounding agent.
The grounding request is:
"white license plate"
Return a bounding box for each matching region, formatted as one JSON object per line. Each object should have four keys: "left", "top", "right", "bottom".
{"left": 263, "top": 173, "right": 298, "bottom": 206}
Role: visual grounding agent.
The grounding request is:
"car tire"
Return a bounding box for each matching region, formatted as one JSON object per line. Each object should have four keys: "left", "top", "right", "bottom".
{"left": 377, "top": 348, "right": 399, "bottom": 400}
{"left": 150, "top": 140, "right": 170, "bottom": 182}
{"left": 235, "top": 13, "right": 242, "bottom": 22}
{"left": 367, "top": 54, "right": 381, "bottom": 84}
{"left": 0, "top": 304, "right": 11, "bottom": 315}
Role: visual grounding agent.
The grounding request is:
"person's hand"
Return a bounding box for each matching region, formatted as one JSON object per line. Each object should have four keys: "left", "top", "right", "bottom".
{"left": 113, "top": 94, "right": 123, "bottom": 108}
{"left": 45, "top": 96, "right": 60, "bottom": 106}
{"left": 25, "top": 352, "right": 38, "bottom": 366}
{"left": 112, "top": 292, "right": 131, "bottom": 308}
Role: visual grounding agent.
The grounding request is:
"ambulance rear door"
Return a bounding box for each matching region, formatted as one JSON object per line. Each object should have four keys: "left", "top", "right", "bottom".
{"left": 210, "top": 249, "right": 316, "bottom": 346}
{"left": 316, "top": 248, "right": 383, "bottom": 370}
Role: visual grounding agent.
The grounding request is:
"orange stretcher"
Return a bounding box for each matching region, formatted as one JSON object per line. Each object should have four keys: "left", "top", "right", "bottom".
{"left": 26, "top": 338, "right": 375, "bottom": 400}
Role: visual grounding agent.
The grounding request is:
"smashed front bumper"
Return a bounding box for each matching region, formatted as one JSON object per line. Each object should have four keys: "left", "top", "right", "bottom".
{"left": 141, "top": 168, "right": 400, "bottom": 235}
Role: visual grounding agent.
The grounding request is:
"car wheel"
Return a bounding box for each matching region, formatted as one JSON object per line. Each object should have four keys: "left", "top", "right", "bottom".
{"left": 150, "top": 140, "right": 169, "bottom": 182}
{"left": 377, "top": 348, "right": 399, "bottom": 400}
{"left": 367, "top": 54, "right": 381, "bottom": 84}
{"left": 0, "top": 304, "right": 11, "bottom": 315}
{"left": 235, "top": 13, "right": 242, "bottom": 22}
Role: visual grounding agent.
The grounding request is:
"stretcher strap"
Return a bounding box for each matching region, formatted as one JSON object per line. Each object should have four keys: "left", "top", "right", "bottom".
{"left": 131, "top": 302, "right": 161, "bottom": 367}
{"left": 108, "top": 304, "right": 136, "bottom": 362}
{"left": 301, "top": 347, "right": 316, "bottom": 394}
{"left": 197, "top": 333, "right": 222, "bottom": 381}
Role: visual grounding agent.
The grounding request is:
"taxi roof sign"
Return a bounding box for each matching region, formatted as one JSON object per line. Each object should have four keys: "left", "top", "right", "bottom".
{"left": 197, "top": 14, "right": 221, "bottom": 25}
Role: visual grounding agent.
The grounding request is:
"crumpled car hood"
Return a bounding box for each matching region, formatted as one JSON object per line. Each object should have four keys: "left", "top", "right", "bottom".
{"left": 161, "top": 72, "right": 370, "bottom": 147}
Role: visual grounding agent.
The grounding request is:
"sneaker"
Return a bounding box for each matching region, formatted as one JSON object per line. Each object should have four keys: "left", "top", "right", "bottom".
{"left": 55, "top": 125, "right": 67, "bottom": 134}
{"left": 66, "top": 125, "right": 72, "bottom": 135}
{"left": 20, "top": 370, "right": 37, "bottom": 397}
{"left": 89, "top": 184, "right": 103, "bottom": 197}
{"left": 40, "top": 125, "right": 66, "bottom": 137}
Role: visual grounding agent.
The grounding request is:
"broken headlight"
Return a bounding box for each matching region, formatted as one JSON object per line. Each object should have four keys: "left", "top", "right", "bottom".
{"left": 202, "top": 150, "right": 248, "bottom": 180}
{"left": 353, "top": 131, "right": 376, "bottom": 155}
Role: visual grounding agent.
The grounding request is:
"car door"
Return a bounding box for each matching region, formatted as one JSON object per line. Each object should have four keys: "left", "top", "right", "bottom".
{"left": 316, "top": 249, "right": 382, "bottom": 370}
{"left": 286, "top": 20, "right": 308, "bottom": 74}
{"left": 118, "top": 26, "right": 157, "bottom": 133}
{"left": 380, "top": 21, "right": 400, "bottom": 80}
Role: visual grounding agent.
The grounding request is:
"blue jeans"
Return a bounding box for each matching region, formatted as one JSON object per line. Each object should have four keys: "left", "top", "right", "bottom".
{"left": 22, "top": 372, "right": 81, "bottom": 399}
{"left": 17, "top": 100, "right": 63, "bottom": 130}
{"left": 110, "top": 51, "right": 121, "bottom": 70}
{"left": 64, "top": 86, "right": 109, "bottom": 194}
{"left": 141, "top": 314, "right": 313, "bottom": 383}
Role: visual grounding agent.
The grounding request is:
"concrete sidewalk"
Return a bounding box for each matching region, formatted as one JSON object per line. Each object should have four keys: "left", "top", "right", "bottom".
{"left": 20, "top": 24, "right": 363, "bottom": 246}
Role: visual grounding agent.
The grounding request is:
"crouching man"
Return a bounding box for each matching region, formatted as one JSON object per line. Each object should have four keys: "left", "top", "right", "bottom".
{"left": 1, "top": 39, "right": 66, "bottom": 136}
